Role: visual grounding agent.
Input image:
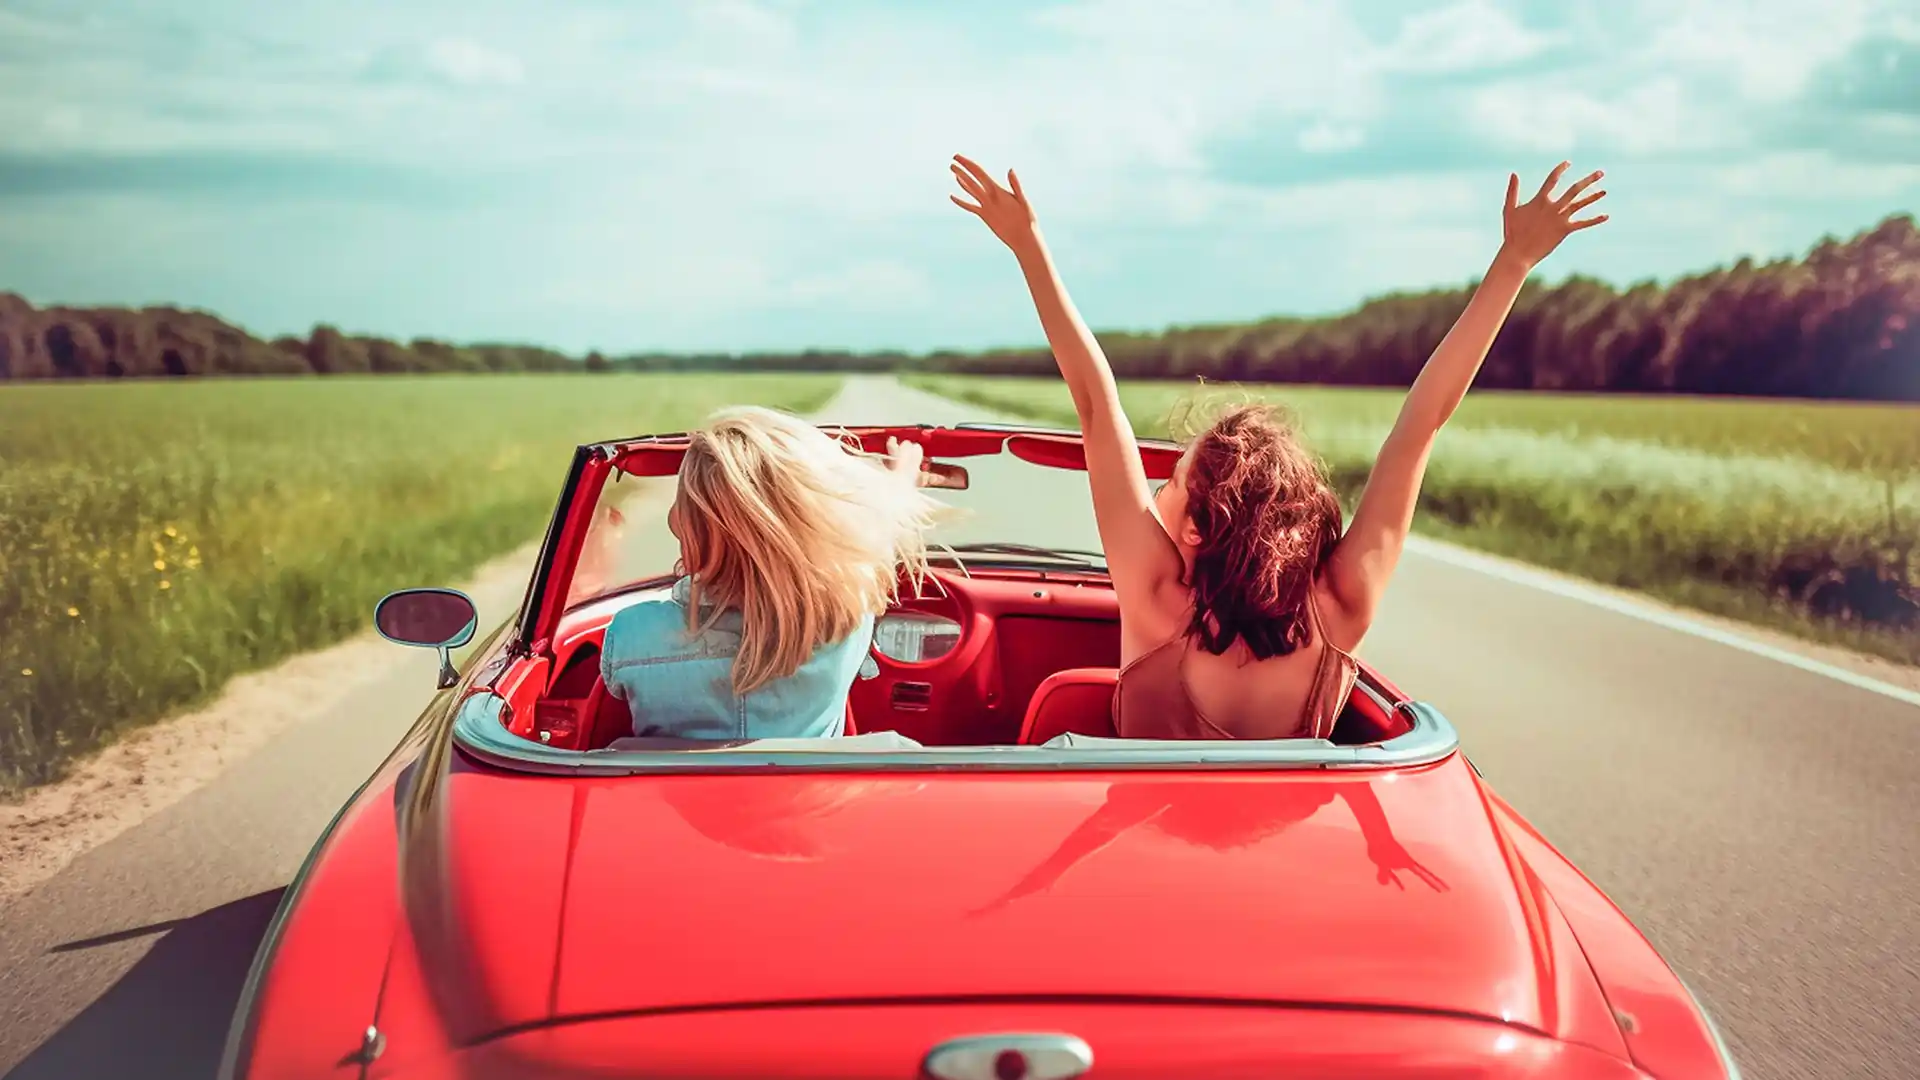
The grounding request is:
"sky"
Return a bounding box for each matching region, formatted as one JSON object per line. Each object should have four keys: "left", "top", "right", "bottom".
{"left": 0, "top": 0, "right": 1914, "bottom": 355}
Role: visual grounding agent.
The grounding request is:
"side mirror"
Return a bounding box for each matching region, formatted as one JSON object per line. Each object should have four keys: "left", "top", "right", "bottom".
{"left": 374, "top": 588, "right": 479, "bottom": 690}
{"left": 920, "top": 461, "right": 969, "bottom": 491}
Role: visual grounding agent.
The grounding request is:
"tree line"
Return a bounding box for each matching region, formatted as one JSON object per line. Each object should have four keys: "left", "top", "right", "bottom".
{"left": 3, "top": 212, "right": 1914, "bottom": 401}
{"left": 0, "top": 293, "right": 596, "bottom": 380}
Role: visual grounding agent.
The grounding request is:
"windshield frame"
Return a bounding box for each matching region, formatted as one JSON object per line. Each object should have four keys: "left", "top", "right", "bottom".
{"left": 511, "top": 444, "right": 605, "bottom": 656}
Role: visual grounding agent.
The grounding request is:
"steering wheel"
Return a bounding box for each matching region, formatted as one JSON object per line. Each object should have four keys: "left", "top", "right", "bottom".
{"left": 858, "top": 565, "right": 1021, "bottom": 743}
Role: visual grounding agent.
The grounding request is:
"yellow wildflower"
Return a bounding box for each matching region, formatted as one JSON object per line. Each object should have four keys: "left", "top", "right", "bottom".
{"left": 154, "top": 559, "right": 167, "bottom": 572}
{"left": 66, "top": 607, "right": 79, "bottom": 618}
{"left": 20, "top": 668, "right": 30, "bottom": 677}
{"left": 164, "top": 525, "right": 178, "bottom": 538}
{"left": 159, "top": 580, "right": 172, "bottom": 591}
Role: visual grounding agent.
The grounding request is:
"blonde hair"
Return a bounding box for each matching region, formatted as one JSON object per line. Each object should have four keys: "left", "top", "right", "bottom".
{"left": 674, "top": 405, "right": 947, "bottom": 695}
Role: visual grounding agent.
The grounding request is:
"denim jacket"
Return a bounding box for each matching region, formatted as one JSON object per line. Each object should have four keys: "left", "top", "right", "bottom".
{"left": 600, "top": 577, "right": 878, "bottom": 741}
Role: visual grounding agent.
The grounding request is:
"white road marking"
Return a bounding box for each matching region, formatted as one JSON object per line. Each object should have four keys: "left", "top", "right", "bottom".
{"left": 1403, "top": 534, "right": 1920, "bottom": 709}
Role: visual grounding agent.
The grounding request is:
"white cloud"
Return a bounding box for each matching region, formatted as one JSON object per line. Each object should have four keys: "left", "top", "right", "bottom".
{"left": 688, "top": 0, "right": 798, "bottom": 48}
{"left": 1465, "top": 76, "right": 1719, "bottom": 156}
{"left": 1380, "top": 0, "right": 1560, "bottom": 74}
{"left": 1638, "top": 0, "right": 1880, "bottom": 102}
{"left": 1450, "top": 1, "right": 1906, "bottom": 165}
{"left": 0, "top": 1, "right": 1383, "bottom": 215}
{"left": 1702, "top": 149, "right": 1920, "bottom": 203}
{"left": 593, "top": 0, "right": 1393, "bottom": 236}
{"left": 422, "top": 39, "right": 525, "bottom": 86}
{"left": 0, "top": 0, "right": 1912, "bottom": 350}
{"left": 0, "top": 8, "right": 69, "bottom": 46}
{"left": 1297, "top": 120, "right": 1367, "bottom": 154}
{"left": 1220, "top": 172, "right": 1495, "bottom": 232}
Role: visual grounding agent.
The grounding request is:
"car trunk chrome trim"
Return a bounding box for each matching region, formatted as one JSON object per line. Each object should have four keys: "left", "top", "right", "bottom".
{"left": 448, "top": 694, "right": 1458, "bottom": 776}
{"left": 923, "top": 1033, "right": 1093, "bottom": 1080}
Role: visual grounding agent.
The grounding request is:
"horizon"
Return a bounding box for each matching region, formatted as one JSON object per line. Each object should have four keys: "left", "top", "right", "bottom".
{"left": 0, "top": 0, "right": 1914, "bottom": 354}
{"left": 3, "top": 204, "right": 1913, "bottom": 360}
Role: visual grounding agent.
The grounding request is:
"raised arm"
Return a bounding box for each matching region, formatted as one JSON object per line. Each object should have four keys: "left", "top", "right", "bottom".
{"left": 1323, "top": 162, "right": 1608, "bottom": 639}
{"left": 949, "top": 155, "right": 1187, "bottom": 642}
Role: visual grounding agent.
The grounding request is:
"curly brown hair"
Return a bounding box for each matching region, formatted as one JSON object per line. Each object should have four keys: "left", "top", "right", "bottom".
{"left": 1176, "top": 401, "right": 1344, "bottom": 660}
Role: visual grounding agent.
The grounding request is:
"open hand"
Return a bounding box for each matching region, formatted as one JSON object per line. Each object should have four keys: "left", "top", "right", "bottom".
{"left": 949, "top": 154, "right": 1038, "bottom": 251}
{"left": 1500, "top": 162, "right": 1608, "bottom": 269}
{"left": 884, "top": 436, "right": 926, "bottom": 484}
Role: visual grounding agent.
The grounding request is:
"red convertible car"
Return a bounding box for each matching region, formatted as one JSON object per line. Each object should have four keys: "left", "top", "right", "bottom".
{"left": 218, "top": 422, "right": 1742, "bottom": 1079}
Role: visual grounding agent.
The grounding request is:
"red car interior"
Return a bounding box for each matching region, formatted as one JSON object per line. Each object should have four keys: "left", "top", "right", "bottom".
{"left": 1018, "top": 668, "right": 1122, "bottom": 744}
{"left": 513, "top": 567, "right": 1409, "bottom": 752}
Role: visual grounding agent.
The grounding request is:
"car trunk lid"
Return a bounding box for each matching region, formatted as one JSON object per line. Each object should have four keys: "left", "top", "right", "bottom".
{"left": 423, "top": 757, "right": 1584, "bottom": 1043}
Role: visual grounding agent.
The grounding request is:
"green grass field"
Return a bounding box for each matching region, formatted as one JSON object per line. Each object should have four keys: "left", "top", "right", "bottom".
{"left": 908, "top": 374, "right": 1920, "bottom": 662}
{"left": 0, "top": 373, "right": 840, "bottom": 795}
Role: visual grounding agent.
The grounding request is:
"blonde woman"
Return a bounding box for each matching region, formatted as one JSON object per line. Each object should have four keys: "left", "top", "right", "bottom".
{"left": 600, "top": 406, "right": 944, "bottom": 741}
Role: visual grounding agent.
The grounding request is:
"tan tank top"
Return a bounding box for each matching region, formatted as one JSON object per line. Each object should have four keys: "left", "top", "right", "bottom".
{"left": 1112, "top": 589, "right": 1358, "bottom": 741}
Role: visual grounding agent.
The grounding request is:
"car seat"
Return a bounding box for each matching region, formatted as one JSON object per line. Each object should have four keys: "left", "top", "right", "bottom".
{"left": 1017, "top": 668, "right": 1119, "bottom": 745}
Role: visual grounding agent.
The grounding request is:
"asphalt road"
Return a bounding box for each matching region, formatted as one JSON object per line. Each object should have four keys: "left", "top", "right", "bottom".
{"left": 2, "top": 376, "right": 1916, "bottom": 1080}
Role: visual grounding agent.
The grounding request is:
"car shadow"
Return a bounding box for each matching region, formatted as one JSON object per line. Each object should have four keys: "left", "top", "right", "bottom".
{"left": 3, "top": 888, "right": 284, "bottom": 1080}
